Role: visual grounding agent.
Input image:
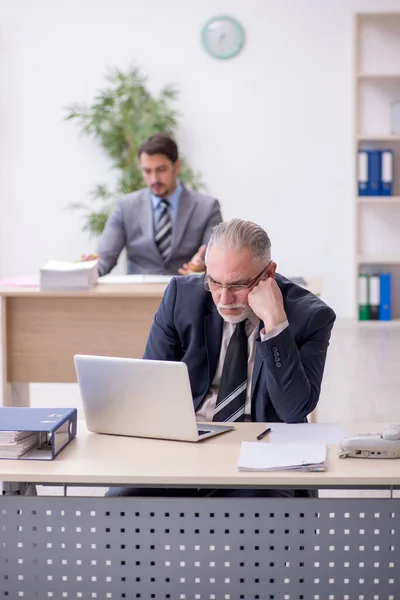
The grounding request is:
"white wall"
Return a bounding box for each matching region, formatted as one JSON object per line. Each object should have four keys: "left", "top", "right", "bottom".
{"left": 1, "top": 0, "right": 400, "bottom": 317}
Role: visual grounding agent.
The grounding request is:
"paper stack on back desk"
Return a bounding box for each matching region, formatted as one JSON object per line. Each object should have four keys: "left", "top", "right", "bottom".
{"left": 237, "top": 442, "right": 327, "bottom": 472}
{"left": 40, "top": 260, "right": 98, "bottom": 290}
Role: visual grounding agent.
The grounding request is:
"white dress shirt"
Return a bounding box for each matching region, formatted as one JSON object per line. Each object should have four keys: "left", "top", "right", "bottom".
{"left": 195, "top": 316, "right": 288, "bottom": 422}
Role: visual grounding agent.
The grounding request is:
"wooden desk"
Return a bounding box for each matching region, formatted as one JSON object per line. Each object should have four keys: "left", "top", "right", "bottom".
{"left": 0, "top": 422, "right": 398, "bottom": 489}
{"left": 0, "top": 283, "right": 166, "bottom": 407}
{"left": 0, "top": 277, "right": 322, "bottom": 408}
{"left": 1, "top": 423, "right": 399, "bottom": 599}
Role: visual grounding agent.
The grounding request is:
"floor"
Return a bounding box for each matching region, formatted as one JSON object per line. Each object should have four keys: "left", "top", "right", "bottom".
{"left": 316, "top": 319, "right": 400, "bottom": 423}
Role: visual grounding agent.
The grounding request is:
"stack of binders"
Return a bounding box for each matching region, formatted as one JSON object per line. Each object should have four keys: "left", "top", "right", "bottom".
{"left": 358, "top": 149, "right": 393, "bottom": 196}
{"left": 358, "top": 273, "right": 392, "bottom": 321}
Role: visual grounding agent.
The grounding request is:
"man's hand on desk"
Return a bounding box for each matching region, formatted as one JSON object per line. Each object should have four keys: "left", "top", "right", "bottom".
{"left": 79, "top": 254, "right": 99, "bottom": 262}
{"left": 178, "top": 244, "right": 206, "bottom": 275}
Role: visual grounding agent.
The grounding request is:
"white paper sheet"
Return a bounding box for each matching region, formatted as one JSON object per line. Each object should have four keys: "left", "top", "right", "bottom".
{"left": 267, "top": 423, "right": 349, "bottom": 445}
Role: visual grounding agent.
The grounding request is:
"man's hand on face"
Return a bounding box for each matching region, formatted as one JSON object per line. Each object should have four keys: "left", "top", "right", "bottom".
{"left": 248, "top": 277, "right": 287, "bottom": 332}
{"left": 178, "top": 244, "right": 207, "bottom": 275}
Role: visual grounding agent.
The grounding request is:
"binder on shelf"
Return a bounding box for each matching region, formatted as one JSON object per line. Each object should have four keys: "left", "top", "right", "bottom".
{"left": 381, "top": 150, "right": 393, "bottom": 196}
{"left": 0, "top": 407, "right": 77, "bottom": 460}
{"left": 357, "top": 150, "right": 369, "bottom": 195}
{"left": 368, "top": 150, "right": 381, "bottom": 196}
{"left": 358, "top": 273, "right": 369, "bottom": 320}
{"left": 379, "top": 273, "right": 392, "bottom": 321}
{"left": 368, "top": 274, "right": 380, "bottom": 320}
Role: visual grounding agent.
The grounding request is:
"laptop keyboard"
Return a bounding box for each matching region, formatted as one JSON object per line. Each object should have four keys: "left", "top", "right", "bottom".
{"left": 198, "top": 429, "right": 210, "bottom": 436}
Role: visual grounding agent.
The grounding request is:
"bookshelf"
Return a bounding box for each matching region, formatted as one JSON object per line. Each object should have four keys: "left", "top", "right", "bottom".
{"left": 355, "top": 12, "right": 400, "bottom": 324}
{"left": 356, "top": 196, "right": 400, "bottom": 204}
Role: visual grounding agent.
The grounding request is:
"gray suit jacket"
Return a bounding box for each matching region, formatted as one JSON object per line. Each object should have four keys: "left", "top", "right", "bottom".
{"left": 97, "top": 186, "right": 222, "bottom": 276}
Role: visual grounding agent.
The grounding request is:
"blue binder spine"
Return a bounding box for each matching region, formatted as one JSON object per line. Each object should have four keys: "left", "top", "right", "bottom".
{"left": 368, "top": 150, "right": 382, "bottom": 196}
{"left": 358, "top": 150, "right": 369, "bottom": 196}
{"left": 380, "top": 149, "right": 393, "bottom": 196}
{"left": 49, "top": 410, "right": 77, "bottom": 459}
{"left": 379, "top": 273, "right": 392, "bottom": 321}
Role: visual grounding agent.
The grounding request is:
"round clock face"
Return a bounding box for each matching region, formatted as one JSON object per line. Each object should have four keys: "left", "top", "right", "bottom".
{"left": 201, "top": 16, "right": 245, "bottom": 60}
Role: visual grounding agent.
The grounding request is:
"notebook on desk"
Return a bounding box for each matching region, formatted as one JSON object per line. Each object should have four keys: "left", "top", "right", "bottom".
{"left": 74, "top": 355, "right": 233, "bottom": 442}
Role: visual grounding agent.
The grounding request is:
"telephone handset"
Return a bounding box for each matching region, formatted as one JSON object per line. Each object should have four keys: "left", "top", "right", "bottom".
{"left": 339, "top": 424, "right": 400, "bottom": 459}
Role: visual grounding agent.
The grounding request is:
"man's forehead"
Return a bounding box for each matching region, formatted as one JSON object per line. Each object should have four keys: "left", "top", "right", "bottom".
{"left": 140, "top": 153, "right": 171, "bottom": 166}
{"left": 207, "top": 247, "right": 257, "bottom": 278}
{"left": 207, "top": 245, "right": 253, "bottom": 262}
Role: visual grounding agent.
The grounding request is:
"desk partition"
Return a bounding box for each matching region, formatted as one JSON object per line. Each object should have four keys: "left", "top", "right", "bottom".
{"left": 0, "top": 284, "right": 165, "bottom": 407}
{"left": 0, "top": 423, "right": 399, "bottom": 598}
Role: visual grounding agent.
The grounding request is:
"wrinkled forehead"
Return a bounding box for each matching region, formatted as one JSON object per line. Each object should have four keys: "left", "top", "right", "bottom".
{"left": 206, "top": 245, "right": 259, "bottom": 281}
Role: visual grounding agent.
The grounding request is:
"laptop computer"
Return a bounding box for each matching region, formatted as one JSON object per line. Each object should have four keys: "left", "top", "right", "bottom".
{"left": 74, "top": 355, "right": 234, "bottom": 442}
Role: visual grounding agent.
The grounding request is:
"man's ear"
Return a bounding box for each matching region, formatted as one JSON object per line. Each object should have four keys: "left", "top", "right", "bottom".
{"left": 174, "top": 159, "right": 181, "bottom": 176}
{"left": 268, "top": 261, "right": 277, "bottom": 279}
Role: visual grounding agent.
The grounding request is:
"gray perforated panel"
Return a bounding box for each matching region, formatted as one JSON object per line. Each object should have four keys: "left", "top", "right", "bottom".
{"left": 1, "top": 496, "right": 399, "bottom": 599}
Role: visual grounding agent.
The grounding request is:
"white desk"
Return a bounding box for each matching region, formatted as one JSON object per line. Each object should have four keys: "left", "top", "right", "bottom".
{"left": 0, "top": 421, "right": 397, "bottom": 489}
{"left": 1, "top": 422, "right": 399, "bottom": 598}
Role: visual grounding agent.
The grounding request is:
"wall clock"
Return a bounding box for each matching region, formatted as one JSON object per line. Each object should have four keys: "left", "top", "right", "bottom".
{"left": 201, "top": 15, "right": 245, "bottom": 60}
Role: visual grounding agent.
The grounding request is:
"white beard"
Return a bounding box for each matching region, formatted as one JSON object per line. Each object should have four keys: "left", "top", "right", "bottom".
{"left": 216, "top": 303, "right": 253, "bottom": 324}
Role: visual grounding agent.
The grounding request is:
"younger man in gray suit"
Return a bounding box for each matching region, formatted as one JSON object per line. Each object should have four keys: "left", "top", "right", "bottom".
{"left": 83, "top": 134, "right": 222, "bottom": 276}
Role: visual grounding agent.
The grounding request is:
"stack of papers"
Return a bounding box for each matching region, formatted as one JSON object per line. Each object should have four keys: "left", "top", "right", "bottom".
{"left": 237, "top": 442, "right": 327, "bottom": 472}
{"left": 40, "top": 260, "right": 98, "bottom": 290}
{"left": 0, "top": 431, "right": 44, "bottom": 459}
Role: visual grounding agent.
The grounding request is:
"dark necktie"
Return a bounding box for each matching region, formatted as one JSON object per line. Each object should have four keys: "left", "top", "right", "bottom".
{"left": 154, "top": 199, "right": 172, "bottom": 261}
{"left": 213, "top": 320, "right": 248, "bottom": 422}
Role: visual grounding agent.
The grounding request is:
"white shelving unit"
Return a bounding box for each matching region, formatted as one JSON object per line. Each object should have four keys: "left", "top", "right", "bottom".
{"left": 355, "top": 12, "right": 400, "bottom": 324}
{"left": 356, "top": 196, "right": 400, "bottom": 204}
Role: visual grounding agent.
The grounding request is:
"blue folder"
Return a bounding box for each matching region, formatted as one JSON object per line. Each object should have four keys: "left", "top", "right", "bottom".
{"left": 0, "top": 407, "right": 77, "bottom": 460}
{"left": 379, "top": 273, "right": 392, "bottom": 321}
{"left": 368, "top": 150, "right": 381, "bottom": 196}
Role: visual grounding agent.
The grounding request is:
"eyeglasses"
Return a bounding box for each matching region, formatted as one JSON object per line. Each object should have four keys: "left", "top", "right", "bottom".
{"left": 202, "top": 261, "right": 272, "bottom": 293}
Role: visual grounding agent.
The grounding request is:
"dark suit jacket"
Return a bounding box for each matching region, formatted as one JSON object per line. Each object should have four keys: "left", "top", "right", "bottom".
{"left": 97, "top": 186, "right": 222, "bottom": 276}
{"left": 143, "top": 274, "right": 336, "bottom": 423}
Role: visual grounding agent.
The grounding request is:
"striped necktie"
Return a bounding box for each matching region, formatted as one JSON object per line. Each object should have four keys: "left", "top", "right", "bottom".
{"left": 154, "top": 199, "right": 172, "bottom": 261}
{"left": 213, "top": 320, "right": 248, "bottom": 422}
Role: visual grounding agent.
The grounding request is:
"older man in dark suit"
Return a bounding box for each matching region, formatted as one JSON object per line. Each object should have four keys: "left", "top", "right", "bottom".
{"left": 107, "top": 219, "right": 336, "bottom": 497}
{"left": 144, "top": 218, "right": 336, "bottom": 425}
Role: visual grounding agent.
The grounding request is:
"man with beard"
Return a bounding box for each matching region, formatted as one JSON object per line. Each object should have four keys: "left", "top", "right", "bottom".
{"left": 107, "top": 218, "right": 335, "bottom": 497}
{"left": 82, "top": 134, "right": 222, "bottom": 276}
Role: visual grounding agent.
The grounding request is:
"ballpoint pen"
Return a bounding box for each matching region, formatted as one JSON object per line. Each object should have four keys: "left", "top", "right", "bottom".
{"left": 257, "top": 427, "right": 272, "bottom": 441}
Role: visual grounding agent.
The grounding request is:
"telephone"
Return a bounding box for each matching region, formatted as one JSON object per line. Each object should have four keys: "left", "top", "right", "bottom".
{"left": 339, "top": 424, "right": 400, "bottom": 459}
